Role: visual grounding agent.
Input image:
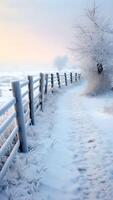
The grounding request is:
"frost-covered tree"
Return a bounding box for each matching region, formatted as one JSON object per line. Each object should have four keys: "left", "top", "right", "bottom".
{"left": 54, "top": 55, "right": 68, "bottom": 71}
{"left": 71, "top": 2, "right": 113, "bottom": 95}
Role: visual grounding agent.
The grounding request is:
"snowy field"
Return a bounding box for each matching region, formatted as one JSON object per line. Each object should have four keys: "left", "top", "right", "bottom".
{"left": 0, "top": 73, "right": 28, "bottom": 98}
{"left": 0, "top": 81, "right": 113, "bottom": 199}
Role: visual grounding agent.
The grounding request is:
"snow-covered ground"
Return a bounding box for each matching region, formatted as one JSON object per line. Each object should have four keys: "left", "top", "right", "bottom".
{"left": 1, "top": 82, "right": 113, "bottom": 200}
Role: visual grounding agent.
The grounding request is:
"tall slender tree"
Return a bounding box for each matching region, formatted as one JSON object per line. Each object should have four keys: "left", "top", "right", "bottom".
{"left": 71, "top": 1, "right": 113, "bottom": 94}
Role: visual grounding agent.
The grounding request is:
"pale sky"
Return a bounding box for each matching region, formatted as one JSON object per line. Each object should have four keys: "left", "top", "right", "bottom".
{"left": 0, "top": 0, "right": 113, "bottom": 72}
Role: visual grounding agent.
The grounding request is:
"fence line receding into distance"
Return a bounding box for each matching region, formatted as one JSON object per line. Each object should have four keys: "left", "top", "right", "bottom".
{"left": 0, "top": 72, "right": 81, "bottom": 180}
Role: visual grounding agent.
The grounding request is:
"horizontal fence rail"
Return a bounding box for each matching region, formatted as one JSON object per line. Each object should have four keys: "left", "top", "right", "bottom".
{"left": 0, "top": 97, "right": 19, "bottom": 179}
{"left": 0, "top": 71, "right": 81, "bottom": 180}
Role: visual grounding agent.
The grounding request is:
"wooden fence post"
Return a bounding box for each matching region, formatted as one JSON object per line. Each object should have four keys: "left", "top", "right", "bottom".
{"left": 64, "top": 73, "right": 67, "bottom": 86}
{"left": 12, "top": 81, "right": 28, "bottom": 153}
{"left": 45, "top": 74, "right": 48, "bottom": 94}
{"left": 78, "top": 74, "right": 81, "bottom": 80}
{"left": 75, "top": 73, "right": 77, "bottom": 82}
{"left": 70, "top": 72, "right": 73, "bottom": 83}
{"left": 39, "top": 73, "right": 44, "bottom": 111}
{"left": 51, "top": 73, "right": 54, "bottom": 93}
{"left": 28, "top": 76, "right": 35, "bottom": 125}
{"left": 56, "top": 72, "right": 61, "bottom": 88}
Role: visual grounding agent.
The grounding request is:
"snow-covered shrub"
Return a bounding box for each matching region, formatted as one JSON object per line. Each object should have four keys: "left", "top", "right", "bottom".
{"left": 71, "top": 2, "right": 113, "bottom": 95}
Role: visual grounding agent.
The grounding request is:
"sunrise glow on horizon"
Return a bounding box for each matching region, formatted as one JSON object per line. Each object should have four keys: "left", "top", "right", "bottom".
{"left": 0, "top": 0, "right": 113, "bottom": 71}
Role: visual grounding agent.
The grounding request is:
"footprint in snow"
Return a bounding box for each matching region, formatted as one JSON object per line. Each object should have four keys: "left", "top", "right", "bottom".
{"left": 78, "top": 168, "right": 87, "bottom": 173}
{"left": 88, "top": 139, "right": 95, "bottom": 143}
{"left": 73, "top": 154, "right": 78, "bottom": 159}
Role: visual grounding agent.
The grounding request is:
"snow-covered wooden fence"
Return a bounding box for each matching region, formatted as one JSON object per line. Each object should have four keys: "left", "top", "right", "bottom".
{"left": 0, "top": 98, "right": 19, "bottom": 179}
{"left": 0, "top": 72, "right": 80, "bottom": 180}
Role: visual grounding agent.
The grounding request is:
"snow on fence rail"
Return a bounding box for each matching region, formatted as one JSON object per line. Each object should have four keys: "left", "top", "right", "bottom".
{"left": 0, "top": 72, "right": 81, "bottom": 180}
{"left": 0, "top": 97, "right": 19, "bottom": 180}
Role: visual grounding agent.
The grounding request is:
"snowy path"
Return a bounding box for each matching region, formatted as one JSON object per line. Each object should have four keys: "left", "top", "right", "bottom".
{"left": 38, "top": 85, "right": 113, "bottom": 200}
{"left": 1, "top": 84, "right": 113, "bottom": 200}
